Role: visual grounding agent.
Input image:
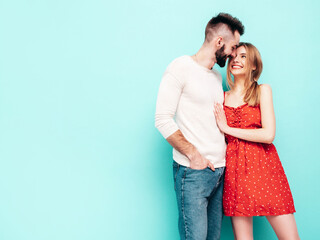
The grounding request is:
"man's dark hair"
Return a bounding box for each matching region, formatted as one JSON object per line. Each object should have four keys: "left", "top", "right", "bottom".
{"left": 205, "top": 13, "right": 244, "bottom": 41}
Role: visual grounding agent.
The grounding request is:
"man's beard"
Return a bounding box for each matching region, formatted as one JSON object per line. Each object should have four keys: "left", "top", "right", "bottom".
{"left": 215, "top": 45, "right": 228, "bottom": 67}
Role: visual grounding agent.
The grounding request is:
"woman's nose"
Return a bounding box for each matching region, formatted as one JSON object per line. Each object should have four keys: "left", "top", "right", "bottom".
{"left": 232, "top": 57, "right": 239, "bottom": 63}
{"left": 230, "top": 49, "right": 237, "bottom": 58}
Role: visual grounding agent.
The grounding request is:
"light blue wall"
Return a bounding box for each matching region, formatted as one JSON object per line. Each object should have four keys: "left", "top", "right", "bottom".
{"left": 0, "top": 0, "right": 319, "bottom": 239}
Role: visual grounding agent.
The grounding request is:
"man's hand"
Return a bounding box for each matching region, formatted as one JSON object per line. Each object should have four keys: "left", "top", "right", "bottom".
{"left": 188, "top": 150, "right": 215, "bottom": 171}
{"left": 166, "top": 130, "right": 215, "bottom": 171}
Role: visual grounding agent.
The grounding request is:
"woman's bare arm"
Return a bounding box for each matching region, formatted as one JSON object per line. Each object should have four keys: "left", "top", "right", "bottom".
{"left": 214, "top": 84, "right": 276, "bottom": 144}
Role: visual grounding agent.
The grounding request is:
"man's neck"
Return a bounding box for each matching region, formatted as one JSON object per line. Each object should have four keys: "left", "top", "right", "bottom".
{"left": 192, "top": 44, "right": 217, "bottom": 70}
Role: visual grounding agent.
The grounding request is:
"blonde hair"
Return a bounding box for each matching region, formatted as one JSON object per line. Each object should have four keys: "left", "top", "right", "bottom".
{"left": 226, "top": 42, "right": 263, "bottom": 106}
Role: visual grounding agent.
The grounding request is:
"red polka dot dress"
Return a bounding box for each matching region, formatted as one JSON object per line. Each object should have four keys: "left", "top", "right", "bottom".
{"left": 223, "top": 102, "right": 296, "bottom": 216}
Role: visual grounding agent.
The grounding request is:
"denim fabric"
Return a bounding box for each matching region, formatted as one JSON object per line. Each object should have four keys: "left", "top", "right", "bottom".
{"left": 173, "top": 161, "right": 225, "bottom": 240}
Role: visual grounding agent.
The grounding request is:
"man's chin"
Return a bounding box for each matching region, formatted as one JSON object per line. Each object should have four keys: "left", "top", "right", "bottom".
{"left": 217, "top": 61, "right": 226, "bottom": 68}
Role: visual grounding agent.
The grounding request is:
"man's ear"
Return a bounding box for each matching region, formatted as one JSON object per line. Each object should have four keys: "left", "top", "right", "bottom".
{"left": 215, "top": 36, "right": 223, "bottom": 48}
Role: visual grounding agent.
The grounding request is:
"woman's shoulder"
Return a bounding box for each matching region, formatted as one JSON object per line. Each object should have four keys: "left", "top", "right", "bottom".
{"left": 259, "top": 83, "right": 272, "bottom": 92}
{"left": 224, "top": 90, "right": 231, "bottom": 97}
{"left": 258, "top": 84, "right": 273, "bottom": 104}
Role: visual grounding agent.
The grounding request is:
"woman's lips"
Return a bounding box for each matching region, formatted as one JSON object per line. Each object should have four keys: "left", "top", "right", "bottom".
{"left": 232, "top": 65, "right": 243, "bottom": 69}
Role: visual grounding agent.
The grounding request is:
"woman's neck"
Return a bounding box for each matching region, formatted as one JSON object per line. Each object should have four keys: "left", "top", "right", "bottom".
{"left": 232, "top": 76, "right": 246, "bottom": 94}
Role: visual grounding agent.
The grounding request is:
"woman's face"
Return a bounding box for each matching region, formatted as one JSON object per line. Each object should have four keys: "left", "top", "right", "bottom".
{"left": 229, "top": 46, "right": 248, "bottom": 76}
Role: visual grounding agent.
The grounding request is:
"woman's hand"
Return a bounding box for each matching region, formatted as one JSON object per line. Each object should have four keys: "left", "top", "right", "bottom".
{"left": 214, "top": 103, "right": 229, "bottom": 133}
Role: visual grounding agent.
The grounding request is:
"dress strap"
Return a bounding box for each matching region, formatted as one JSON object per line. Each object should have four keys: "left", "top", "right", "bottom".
{"left": 223, "top": 92, "right": 226, "bottom": 105}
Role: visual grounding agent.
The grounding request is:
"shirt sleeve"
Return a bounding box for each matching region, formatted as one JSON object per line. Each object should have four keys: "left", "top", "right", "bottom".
{"left": 155, "top": 71, "right": 184, "bottom": 139}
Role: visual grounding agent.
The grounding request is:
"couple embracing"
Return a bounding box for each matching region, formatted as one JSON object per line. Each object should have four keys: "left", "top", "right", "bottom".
{"left": 155, "top": 13, "right": 300, "bottom": 240}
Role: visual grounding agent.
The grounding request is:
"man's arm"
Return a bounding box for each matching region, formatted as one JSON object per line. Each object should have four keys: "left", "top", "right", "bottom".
{"left": 155, "top": 71, "right": 214, "bottom": 170}
{"left": 166, "top": 130, "right": 215, "bottom": 170}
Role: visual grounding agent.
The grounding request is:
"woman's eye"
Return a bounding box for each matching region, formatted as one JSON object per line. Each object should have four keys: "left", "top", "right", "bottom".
{"left": 241, "top": 55, "right": 246, "bottom": 58}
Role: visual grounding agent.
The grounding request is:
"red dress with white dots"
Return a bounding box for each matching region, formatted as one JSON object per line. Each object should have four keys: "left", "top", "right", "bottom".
{"left": 223, "top": 102, "right": 296, "bottom": 216}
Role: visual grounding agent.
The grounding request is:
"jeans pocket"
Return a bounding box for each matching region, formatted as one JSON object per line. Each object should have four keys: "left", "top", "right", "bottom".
{"left": 173, "top": 161, "right": 180, "bottom": 191}
{"left": 188, "top": 166, "right": 208, "bottom": 171}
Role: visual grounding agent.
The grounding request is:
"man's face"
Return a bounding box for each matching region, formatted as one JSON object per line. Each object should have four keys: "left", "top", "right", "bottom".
{"left": 215, "top": 45, "right": 228, "bottom": 67}
{"left": 215, "top": 31, "right": 240, "bottom": 67}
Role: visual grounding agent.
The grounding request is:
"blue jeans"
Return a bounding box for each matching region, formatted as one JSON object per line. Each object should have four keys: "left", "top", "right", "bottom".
{"left": 173, "top": 161, "right": 225, "bottom": 240}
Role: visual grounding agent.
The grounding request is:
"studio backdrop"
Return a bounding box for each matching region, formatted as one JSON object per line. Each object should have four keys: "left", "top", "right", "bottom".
{"left": 0, "top": 0, "right": 319, "bottom": 239}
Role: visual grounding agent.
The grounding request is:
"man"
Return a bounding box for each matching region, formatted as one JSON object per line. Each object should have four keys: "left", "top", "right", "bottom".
{"left": 155, "top": 13, "right": 244, "bottom": 240}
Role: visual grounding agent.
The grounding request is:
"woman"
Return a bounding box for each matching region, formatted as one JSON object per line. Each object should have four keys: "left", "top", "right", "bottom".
{"left": 214, "top": 42, "right": 300, "bottom": 240}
